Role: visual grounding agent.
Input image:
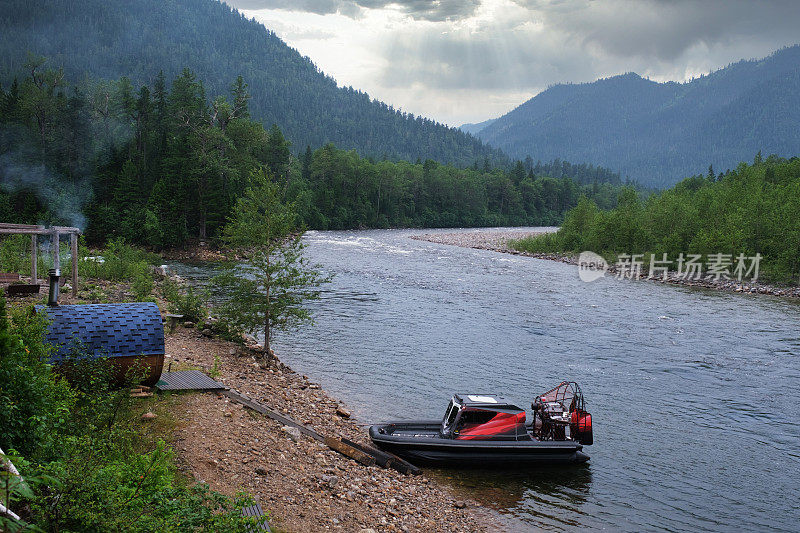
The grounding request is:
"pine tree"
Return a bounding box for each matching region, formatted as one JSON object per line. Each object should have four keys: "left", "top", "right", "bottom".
{"left": 211, "top": 172, "right": 329, "bottom": 355}
{"left": 263, "top": 123, "right": 291, "bottom": 184}
{"left": 230, "top": 75, "right": 250, "bottom": 120}
{"left": 301, "top": 145, "right": 313, "bottom": 181}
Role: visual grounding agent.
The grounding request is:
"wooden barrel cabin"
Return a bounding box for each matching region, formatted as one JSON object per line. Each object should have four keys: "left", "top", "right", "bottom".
{"left": 36, "top": 302, "right": 165, "bottom": 387}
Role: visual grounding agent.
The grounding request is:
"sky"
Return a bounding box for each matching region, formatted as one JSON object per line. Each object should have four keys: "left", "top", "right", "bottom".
{"left": 226, "top": 0, "right": 800, "bottom": 127}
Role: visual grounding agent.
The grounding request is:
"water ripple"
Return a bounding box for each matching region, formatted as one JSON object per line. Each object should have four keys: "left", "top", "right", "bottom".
{"left": 171, "top": 228, "right": 800, "bottom": 532}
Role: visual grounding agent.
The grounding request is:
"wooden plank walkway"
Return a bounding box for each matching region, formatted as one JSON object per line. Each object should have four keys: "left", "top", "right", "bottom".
{"left": 222, "top": 389, "right": 325, "bottom": 442}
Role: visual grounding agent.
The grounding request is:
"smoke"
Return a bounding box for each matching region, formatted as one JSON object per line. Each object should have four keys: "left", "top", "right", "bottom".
{"left": 0, "top": 149, "right": 92, "bottom": 231}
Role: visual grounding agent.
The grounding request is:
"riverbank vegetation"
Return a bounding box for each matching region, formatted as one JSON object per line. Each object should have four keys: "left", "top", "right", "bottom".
{"left": 0, "top": 56, "right": 628, "bottom": 249}
{"left": 511, "top": 155, "right": 800, "bottom": 283}
{"left": 0, "top": 296, "right": 261, "bottom": 531}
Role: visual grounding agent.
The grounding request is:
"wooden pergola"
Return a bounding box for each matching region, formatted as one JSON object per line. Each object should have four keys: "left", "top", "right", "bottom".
{"left": 0, "top": 223, "right": 80, "bottom": 296}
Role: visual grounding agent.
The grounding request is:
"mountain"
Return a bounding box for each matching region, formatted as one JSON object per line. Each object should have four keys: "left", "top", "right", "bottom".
{"left": 460, "top": 118, "right": 496, "bottom": 136}
{"left": 469, "top": 46, "right": 800, "bottom": 187}
{"left": 0, "top": 0, "right": 504, "bottom": 167}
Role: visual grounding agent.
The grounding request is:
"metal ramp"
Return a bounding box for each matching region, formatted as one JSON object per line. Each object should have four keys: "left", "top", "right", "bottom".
{"left": 155, "top": 370, "right": 226, "bottom": 391}
{"left": 241, "top": 503, "right": 272, "bottom": 532}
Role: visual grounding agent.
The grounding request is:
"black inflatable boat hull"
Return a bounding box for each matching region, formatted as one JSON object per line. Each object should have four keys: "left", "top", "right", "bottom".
{"left": 369, "top": 421, "right": 589, "bottom": 467}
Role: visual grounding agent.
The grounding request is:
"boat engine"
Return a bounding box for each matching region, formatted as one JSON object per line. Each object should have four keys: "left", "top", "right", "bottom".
{"left": 570, "top": 409, "right": 593, "bottom": 445}
{"left": 532, "top": 381, "right": 593, "bottom": 445}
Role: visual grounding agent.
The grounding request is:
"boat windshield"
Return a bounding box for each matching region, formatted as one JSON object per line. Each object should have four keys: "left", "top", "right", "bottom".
{"left": 442, "top": 399, "right": 459, "bottom": 430}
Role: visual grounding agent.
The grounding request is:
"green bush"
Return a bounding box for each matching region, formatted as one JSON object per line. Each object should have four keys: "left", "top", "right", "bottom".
{"left": 0, "top": 235, "right": 30, "bottom": 274}
{"left": 78, "top": 238, "right": 160, "bottom": 282}
{"left": 0, "top": 299, "right": 263, "bottom": 531}
{"left": 206, "top": 317, "right": 245, "bottom": 344}
{"left": 131, "top": 263, "right": 155, "bottom": 300}
{"left": 31, "top": 438, "right": 261, "bottom": 532}
{"left": 0, "top": 299, "right": 75, "bottom": 458}
{"left": 161, "top": 279, "right": 208, "bottom": 323}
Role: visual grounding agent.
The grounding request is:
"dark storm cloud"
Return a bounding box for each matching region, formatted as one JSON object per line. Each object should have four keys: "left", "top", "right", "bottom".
{"left": 226, "top": 0, "right": 343, "bottom": 16}
{"left": 514, "top": 0, "right": 800, "bottom": 60}
{"left": 358, "top": 0, "right": 481, "bottom": 21}
{"left": 379, "top": 0, "right": 800, "bottom": 93}
{"left": 225, "top": 0, "right": 481, "bottom": 21}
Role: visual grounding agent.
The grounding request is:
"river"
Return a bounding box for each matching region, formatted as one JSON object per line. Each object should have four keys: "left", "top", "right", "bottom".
{"left": 170, "top": 228, "right": 800, "bottom": 532}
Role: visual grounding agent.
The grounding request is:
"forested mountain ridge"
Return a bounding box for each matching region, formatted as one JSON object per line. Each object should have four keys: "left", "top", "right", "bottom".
{"left": 470, "top": 46, "right": 800, "bottom": 187}
{"left": 0, "top": 61, "right": 627, "bottom": 246}
{"left": 0, "top": 0, "right": 505, "bottom": 167}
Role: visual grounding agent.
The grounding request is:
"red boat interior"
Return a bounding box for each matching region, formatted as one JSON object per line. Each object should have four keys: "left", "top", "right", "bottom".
{"left": 437, "top": 382, "right": 593, "bottom": 444}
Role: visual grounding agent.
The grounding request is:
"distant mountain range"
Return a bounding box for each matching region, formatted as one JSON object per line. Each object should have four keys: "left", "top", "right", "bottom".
{"left": 459, "top": 118, "right": 496, "bottom": 136}
{"left": 463, "top": 46, "right": 800, "bottom": 187}
{"left": 0, "top": 0, "right": 504, "bottom": 167}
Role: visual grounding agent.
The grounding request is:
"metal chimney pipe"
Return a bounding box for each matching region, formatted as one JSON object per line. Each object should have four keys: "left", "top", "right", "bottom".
{"left": 48, "top": 268, "right": 60, "bottom": 306}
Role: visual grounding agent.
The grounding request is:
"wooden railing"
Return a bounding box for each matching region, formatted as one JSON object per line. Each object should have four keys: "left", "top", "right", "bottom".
{"left": 0, "top": 223, "right": 81, "bottom": 295}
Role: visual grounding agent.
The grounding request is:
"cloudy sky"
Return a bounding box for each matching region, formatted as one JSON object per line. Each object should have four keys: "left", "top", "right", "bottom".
{"left": 226, "top": 0, "right": 800, "bottom": 126}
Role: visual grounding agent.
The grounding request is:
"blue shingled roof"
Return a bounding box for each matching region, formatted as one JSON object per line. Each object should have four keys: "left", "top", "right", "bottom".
{"left": 36, "top": 303, "right": 165, "bottom": 362}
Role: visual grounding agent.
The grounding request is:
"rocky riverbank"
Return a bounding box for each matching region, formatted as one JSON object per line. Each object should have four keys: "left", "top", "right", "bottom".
{"left": 164, "top": 327, "right": 498, "bottom": 532}
{"left": 412, "top": 230, "right": 800, "bottom": 298}
{"left": 2, "top": 265, "right": 498, "bottom": 531}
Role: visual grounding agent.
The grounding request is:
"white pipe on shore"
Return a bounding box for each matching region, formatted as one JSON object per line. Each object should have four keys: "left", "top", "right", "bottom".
{"left": 0, "top": 446, "right": 27, "bottom": 522}
{"left": 0, "top": 501, "right": 21, "bottom": 521}
{"left": 0, "top": 447, "right": 21, "bottom": 477}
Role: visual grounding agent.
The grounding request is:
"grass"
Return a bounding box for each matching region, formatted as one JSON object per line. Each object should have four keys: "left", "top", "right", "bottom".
{"left": 126, "top": 392, "right": 185, "bottom": 451}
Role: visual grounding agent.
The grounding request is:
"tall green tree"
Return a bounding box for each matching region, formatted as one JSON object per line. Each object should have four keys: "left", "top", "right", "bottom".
{"left": 263, "top": 124, "right": 291, "bottom": 185}
{"left": 211, "top": 171, "right": 329, "bottom": 355}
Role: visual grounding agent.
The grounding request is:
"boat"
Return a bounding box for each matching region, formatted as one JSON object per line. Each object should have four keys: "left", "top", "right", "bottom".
{"left": 369, "top": 381, "right": 593, "bottom": 466}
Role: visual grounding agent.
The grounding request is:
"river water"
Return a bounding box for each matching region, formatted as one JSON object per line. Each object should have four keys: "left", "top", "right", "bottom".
{"left": 171, "top": 228, "right": 800, "bottom": 532}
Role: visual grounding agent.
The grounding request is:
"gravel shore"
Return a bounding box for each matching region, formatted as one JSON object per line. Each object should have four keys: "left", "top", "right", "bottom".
{"left": 410, "top": 230, "right": 546, "bottom": 253}
{"left": 412, "top": 230, "right": 800, "bottom": 298}
{"left": 164, "top": 328, "right": 498, "bottom": 532}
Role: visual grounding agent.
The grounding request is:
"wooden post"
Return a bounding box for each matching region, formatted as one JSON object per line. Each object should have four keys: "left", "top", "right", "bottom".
{"left": 31, "top": 234, "right": 37, "bottom": 283}
{"left": 51, "top": 231, "right": 60, "bottom": 271}
{"left": 70, "top": 233, "right": 78, "bottom": 296}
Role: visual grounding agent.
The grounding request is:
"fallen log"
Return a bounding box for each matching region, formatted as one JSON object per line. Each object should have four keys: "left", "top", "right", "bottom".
{"left": 340, "top": 438, "right": 422, "bottom": 475}
{"left": 323, "top": 436, "right": 375, "bottom": 467}
{"left": 374, "top": 448, "right": 421, "bottom": 476}
{"left": 341, "top": 438, "right": 392, "bottom": 468}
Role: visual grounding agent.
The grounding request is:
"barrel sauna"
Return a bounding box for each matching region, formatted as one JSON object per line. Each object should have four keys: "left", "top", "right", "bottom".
{"left": 36, "top": 302, "right": 165, "bottom": 387}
